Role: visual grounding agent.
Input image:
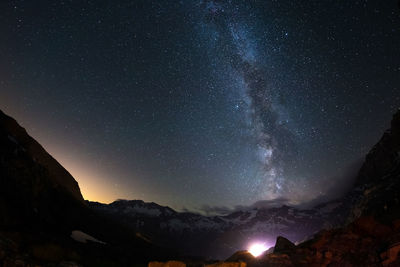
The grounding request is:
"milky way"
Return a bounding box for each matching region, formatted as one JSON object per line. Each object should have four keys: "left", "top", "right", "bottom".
{"left": 1, "top": 0, "right": 399, "bottom": 211}
{"left": 198, "top": 0, "right": 298, "bottom": 199}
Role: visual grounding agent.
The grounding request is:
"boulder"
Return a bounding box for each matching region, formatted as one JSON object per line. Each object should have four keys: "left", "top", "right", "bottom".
{"left": 273, "top": 236, "right": 295, "bottom": 254}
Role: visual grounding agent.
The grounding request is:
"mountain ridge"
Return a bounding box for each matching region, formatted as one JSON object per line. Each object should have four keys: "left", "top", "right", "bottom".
{"left": 88, "top": 194, "right": 348, "bottom": 259}
{"left": 0, "top": 109, "right": 178, "bottom": 266}
{"left": 0, "top": 109, "right": 84, "bottom": 202}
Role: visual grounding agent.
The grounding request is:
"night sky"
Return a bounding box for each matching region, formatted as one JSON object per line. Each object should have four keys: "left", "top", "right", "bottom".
{"left": 1, "top": 0, "right": 399, "bottom": 212}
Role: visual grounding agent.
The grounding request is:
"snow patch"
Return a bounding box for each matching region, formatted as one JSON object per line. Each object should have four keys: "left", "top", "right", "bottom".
{"left": 71, "top": 230, "right": 106, "bottom": 244}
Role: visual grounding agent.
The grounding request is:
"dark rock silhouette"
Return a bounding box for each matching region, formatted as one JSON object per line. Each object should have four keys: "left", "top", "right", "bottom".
{"left": 273, "top": 236, "right": 295, "bottom": 254}
{"left": 0, "top": 109, "right": 176, "bottom": 266}
{"left": 0, "top": 109, "right": 85, "bottom": 231}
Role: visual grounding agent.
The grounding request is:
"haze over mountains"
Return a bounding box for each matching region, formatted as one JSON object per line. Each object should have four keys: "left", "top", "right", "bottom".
{"left": 89, "top": 197, "right": 345, "bottom": 259}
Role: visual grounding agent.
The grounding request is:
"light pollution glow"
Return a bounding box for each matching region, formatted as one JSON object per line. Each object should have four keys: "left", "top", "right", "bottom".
{"left": 248, "top": 242, "right": 270, "bottom": 257}
{"left": 0, "top": 105, "right": 136, "bottom": 204}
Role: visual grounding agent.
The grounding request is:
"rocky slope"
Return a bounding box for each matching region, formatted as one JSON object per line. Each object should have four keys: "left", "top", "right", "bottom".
{"left": 349, "top": 110, "right": 400, "bottom": 223}
{"left": 0, "top": 109, "right": 175, "bottom": 266}
{"left": 0, "top": 109, "right": 85, "bottom": 231}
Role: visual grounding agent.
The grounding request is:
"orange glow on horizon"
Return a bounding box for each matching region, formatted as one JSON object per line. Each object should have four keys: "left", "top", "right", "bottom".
{"left": 0, "top": 106, "right": 165, "bottom": 206}
{"left": 56, "top": 157, "right": 134, "bottom": 204}
{"left": 29, "top": 135, "right": 138, "bottom": 204}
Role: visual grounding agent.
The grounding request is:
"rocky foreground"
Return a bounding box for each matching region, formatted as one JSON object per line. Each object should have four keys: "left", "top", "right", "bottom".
{"left": 0, "top": 109, "right": 175, "bottom": 266}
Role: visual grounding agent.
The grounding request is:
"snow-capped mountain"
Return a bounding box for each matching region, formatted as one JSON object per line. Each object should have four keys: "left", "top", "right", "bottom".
{"left": 88, "top": 198, "right": 349, "bottom": 259}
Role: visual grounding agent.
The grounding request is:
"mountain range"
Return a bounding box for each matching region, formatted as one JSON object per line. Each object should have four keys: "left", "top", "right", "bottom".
{"left": 88, "top": 197, "right": 347, "bottom": 259}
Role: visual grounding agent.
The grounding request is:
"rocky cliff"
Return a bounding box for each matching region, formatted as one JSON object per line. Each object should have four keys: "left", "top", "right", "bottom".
{"left": 0, "top": 109, "right": 85, "bottom": 230}
{"left": 0, "top": 109, "right": 175, "bottom": 266}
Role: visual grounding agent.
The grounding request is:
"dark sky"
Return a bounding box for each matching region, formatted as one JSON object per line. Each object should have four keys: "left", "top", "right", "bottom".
{"left": 1, "top": 0, "right": 399, "bottom": 212}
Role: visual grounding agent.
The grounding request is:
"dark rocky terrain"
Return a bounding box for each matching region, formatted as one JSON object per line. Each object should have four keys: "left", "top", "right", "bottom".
{"left": 0, "top": 109, "right": 176, "bottom": 266}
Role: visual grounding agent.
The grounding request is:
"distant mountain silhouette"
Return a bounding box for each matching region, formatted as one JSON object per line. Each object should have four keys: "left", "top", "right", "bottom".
{"left": 0, "top": 109, "right": 176, "bottom": 266}
{"left": 89, "top": 198, "right": 347, "bottom": 259}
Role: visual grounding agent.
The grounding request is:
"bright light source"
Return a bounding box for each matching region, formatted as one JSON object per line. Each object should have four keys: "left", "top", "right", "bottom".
{"left": 248, "top": 243, "right": 268, "bottom": 257}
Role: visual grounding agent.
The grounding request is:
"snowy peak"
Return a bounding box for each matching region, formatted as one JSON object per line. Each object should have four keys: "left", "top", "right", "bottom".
{"left": 90, "top": 199, "right": 177, "bottom": 217}
{"left": 89, "top": 199, "right": 345, "bottom": 258}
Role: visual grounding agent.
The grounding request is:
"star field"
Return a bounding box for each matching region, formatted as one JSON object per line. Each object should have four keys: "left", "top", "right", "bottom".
{"left": 1, "top": 0, "right": 399, "bottom": 211}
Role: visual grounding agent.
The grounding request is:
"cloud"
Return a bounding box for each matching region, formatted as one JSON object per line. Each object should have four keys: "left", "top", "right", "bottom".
{"left": 248, "top": 197, "right": 292, "bottom": 209}
{"left": 231, "top": 197, "right": 292, "bottom": 212}
{"left": 192, "top": 197, "right": 292, "bottom": 216}
{"left": 297, "top": 158, "right": 363, "bottom": 209}
{"left": 196, "top": 204, "right": 233, "bottom": 216}
{"left": 191, "top": 158, "right": 363, "bottom": 216}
